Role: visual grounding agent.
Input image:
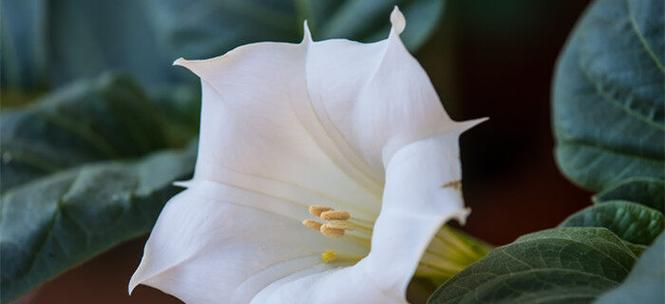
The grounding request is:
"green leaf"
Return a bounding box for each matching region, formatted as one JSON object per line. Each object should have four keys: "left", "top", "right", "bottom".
{"left": 2, "top": 0, "right": 444, "bottom": 92}
{"left": 593, "top": 177, "right": 664, "bottom": 213}
{"left": 0, "top": 73, "right": 197, "bottom": 301}
{"left": 0, "top": 0, "right": 174, "bottom": 92}
{"left": 622, "top": 242, "right": 647, "bottom": 257}
{"left": 595, "top": 232, "right": 665, "bottom": 304}
{"left": 0, "top": 73, "right": 172, "bottom": 190}
{"left": 428, "top": 227, "right": 637, "bottom": 304}
{"left": 560, "top": 200, "right": 664, "bottom": 246}
{"left": 0, "top": 145, "right": 196, "bottom": 303}
{"left": 552, "top": 0, "right": 665, "bottom": 192}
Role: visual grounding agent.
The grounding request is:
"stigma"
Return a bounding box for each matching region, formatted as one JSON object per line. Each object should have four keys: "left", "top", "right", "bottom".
{"left": 321, "top": 250, "right": 338, "bottom": 263}
{"left": 320, "top": 250, "right": 362, "bottom": 264}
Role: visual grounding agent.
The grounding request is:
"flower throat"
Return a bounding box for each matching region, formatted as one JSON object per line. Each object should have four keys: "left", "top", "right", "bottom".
{"left": 302, "top": 204, "right": 491, "bottom": 282}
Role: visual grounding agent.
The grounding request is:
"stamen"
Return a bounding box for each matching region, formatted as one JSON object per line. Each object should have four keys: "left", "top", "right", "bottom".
{"left": 320, "top": 210, "right": 350, "bottom": 221}
{"left": 302, "top": 219, "right": 322, "bottom": 231}
{"left": 323, "top": 220, "right": 353, "bottom": 230}
{"left": 348, "top": 219, "right": 373, "bottom": 232}
{"left": 308, "top": 205, "right": 333, "bottom": 217}
{"left": 320, "top": 224, "right": 345, "bottom": 237}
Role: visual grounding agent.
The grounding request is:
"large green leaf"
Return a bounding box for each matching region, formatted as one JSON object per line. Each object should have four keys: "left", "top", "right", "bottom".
{"left": 595, "top": 232, "right": 665, "bottom": 303}
{"left": 560, "top": 200, "right": 664, "bottom": 246}
{"left": 593, "top": 177, "right": 664, "bottom": 213}
{"left": 0, "top": 145, "right": 196, "bottom": 303}
{"left": 0, "top": 74, "right": 172, "bottom": 190}
{"left": 552, "top": 0, "right": 664, "bottom": 191}
{"left": 1, "top": 0, "right": 444, "bottom": 93}
{"left": 0, "top": 73, "right": 197, "bottom": 301}
{"left": 428, "top": 227, "right": 637, "bottom": 304}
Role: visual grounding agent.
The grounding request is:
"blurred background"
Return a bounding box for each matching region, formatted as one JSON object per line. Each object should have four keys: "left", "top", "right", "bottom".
{"left": 4, "top": 0, "right": 594, "bottom": 303}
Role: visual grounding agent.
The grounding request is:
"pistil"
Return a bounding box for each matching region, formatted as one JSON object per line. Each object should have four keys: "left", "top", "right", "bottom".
{"left": 320, "top": 250, "right": 362, "bottom": 264}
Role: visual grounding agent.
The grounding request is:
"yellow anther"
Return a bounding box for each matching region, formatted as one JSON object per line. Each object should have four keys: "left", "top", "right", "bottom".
{"left": 320, "top": 210, "right": 350, "bottom": 221}
{"left": 320, "top": 224, "right": 345, "bottom": 237}
{"left": 324, "top": 220, "right": 353, "bottom": 230}
{"left": 302, "top": 219, "right": 323, "bottom": 231}
{"left": 321, "top": 250, "right": 337, "bottom": 263}
{"left": 308, "top": 205, "right": 333, "bottom": 217}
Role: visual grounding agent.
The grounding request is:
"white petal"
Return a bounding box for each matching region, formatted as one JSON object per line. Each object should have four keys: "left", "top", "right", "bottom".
{"left": 252, "top": 129, "right": 477, "bottom": 303}
{"left": 364, "top": 131, "right": 473, "bottom": 293}
{"left": 304, "top": 7, "right": 456, "bottom": 178}
{"left": 252, "top": 263, "right": 404, "bottom": 304}
{"left": 132, "top": 131, "right": 475, "bottom": 303}
{"left": 130, "top": 181, "right": 366, "bottom": 304}
{"left": 176, "top": 42, "right": 381, "bottom": 218}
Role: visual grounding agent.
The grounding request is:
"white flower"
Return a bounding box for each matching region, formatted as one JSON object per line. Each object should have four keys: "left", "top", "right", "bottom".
{"left": 129, "top": 7, "right": 485, "bottom": 304}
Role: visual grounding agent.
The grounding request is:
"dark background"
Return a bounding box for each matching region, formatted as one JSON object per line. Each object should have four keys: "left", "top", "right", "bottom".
{"left": 20, "top": 0, "right": 592, "bottom": 303}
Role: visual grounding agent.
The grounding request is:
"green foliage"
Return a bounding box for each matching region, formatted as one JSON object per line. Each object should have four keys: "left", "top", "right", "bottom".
{"left": 593, "top": 177, "right": 664, "bottom": 213}
{"left": 1, "top": 0, "right": 445, "bottom": 93}
{"left": 428, "top": 228, "right": 637, "bottom": 304}
{"left": 0, "top": 74, "right": 172, "bottom": 190}
{"left": 546, "top": 0, "right": 665, "bottom": 300}
{"left": 560, "top": 200, "right": 664, "bottom": 246}
{"left": 0, "top": 75, "right": 197, "bottom": 302}
{"left": 595, "top": 232, "right": 665, "bottom": 304}
{"left": 0, "top": 146, "right": 196, "bottom": 303}
{"left": 432, "top": 0, "right": 665, "bottom": 302}
{"left": 552, "top": 0, "right": 664, "bottom": 191}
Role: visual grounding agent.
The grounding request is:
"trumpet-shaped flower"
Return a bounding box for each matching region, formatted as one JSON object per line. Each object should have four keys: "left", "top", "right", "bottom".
{"left": 130, "top": 7, "right": 486, "bottom": 304}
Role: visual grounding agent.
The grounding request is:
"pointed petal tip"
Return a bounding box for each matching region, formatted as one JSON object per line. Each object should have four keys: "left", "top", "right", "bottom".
{"left": 173, "top": 57, "right": 188, "bottom": 67}
{"left": 453, "top": 207, "right": 472, "bottom": 226}
{"left": 128, "top": 263, "right": 153, "bottom": 296}
{"left": 390, "top": 6, "right": 406, "bottom": 35}
{"left": 128, "top": 273, "right": 140, "bottom": 295}
{"left": 173, "top": 180, "right": 193, "bottom": 188}
{"left": 456, "top": 117, "right": 488, "bottom": 133}
{"left": 302, "top": 20, "right": 313, "bottom": 44}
